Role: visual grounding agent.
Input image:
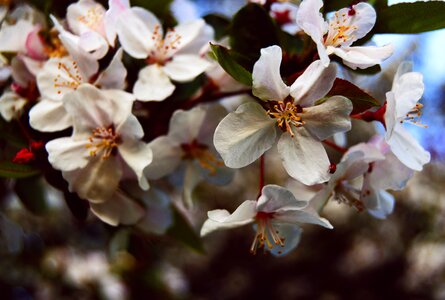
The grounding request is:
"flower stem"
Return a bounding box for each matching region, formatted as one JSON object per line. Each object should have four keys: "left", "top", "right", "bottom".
{"left": 257, "top": 155, "right": 265, "bottom": 199}
{"left": 323, "top": 139, "right": 347, "bottom": 154}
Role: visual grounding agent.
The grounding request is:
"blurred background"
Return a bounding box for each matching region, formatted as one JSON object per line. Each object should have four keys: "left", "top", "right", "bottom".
{"left": 1, "top": 0, "right": 445, "bottom": 299}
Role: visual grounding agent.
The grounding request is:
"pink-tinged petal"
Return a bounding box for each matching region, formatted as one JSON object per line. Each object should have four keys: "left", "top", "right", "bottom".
{"left": 387, "top": 126, "right": 430, "bottom": 171}
{"left": 20, "top": 56, "right": 44, "bottom": 77}
{"left": 37, "top": 57, "right": 85, "bottom": 102}
{"left": 200, "top": 200, "right": 257, "bottom": 236}
{"left": 62, "top": 156, "right": 122, "bottom": 203}
{"left": 169, "top": 106, "right": 207, "bottom": 144}
{"left": 118, "top": 140, "right": 152, "bottom": 190}
{"left": 114, "top": 8, "right": 154, "bottom": 59}
{"left": 163, "top": 54, "right": 211, "bottom": 82}
{"left": 133, "top": 64, "right": 175, "bottom": 101}
{"left": 252, "top": 45, "right": 289, "bottom": 101}
{"left": 95, "top": 48, "right": 127, "bottom": 90}
{"left": 137, "top": 188, "right": 173, "bottom": 235}
{"left": 331, "top": 44, "right": 394, "bottom": 69}
{"left": 143, "top": 136, "right": 182, "bottom": 180}
{"left": 369, "top": 152, "right": 413, "bottom": 191}
{"left": 277, "top": 127, "right": 330, "bottom": 185}
{"left": 78, "top": 31, "right": 109, "bottom": 59}
{"left": 104, "top": 0, "right": 131, "bottom": 46}
{"left": 214, "top": 102, "right": 277, "bottom": 168}
{"left": 29, "top": 99, "right": 72, "bottom": 132}
{"left": 67, "top": 0, "right": 106, "bottom": 36}
{"left": 46, "top": 137, "right": 89, "bottom": 171}
{"left": 269, "top": 224, "right": 302, "bottom": 256}
{"left": 25, "top": 26, "right": 47, "bottom": 60}
{"left": 289, "top": 60, "right": 337, "bottom": 107}
{"left": 303, "top": 96, "right": 352, "bottom": 141}
{"left": 392, "top": 72, "right": 424, "bottom": 119}
{"left": 0, "top": 19, "right": 34, "bottom": 53}
{"left": 91, "top": 190, "right": 145, "bottom": 226}
{"left": 257, "top": 184, "right": 307, "bottom": 213}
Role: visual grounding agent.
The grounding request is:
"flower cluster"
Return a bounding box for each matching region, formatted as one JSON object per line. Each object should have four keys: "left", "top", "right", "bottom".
{"left": 0, "top": 0, "right": 430, "bottom": 256}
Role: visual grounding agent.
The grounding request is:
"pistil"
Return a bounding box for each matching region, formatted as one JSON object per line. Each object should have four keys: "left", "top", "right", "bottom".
{"left": 86, "top": 127, "right": 120, "bottom": 159}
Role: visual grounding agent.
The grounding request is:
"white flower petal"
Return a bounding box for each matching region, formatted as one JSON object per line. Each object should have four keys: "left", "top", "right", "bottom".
{"left": 114, "top": 8, "right": 153, "bottom": 59}
{"left": 183, "top": 162, "right": 203, "bottom": 207}
{"left": 67, "top": 0, "right": 106, "bottom": 36}
{"left": 143, "top": 136, "right": 182, "bottom": 180}
{"left": 197, "top": 104, "right": 229, "bottom": 145}
{"left": 119, "top": 140, "right": 152, "bottom": 191}
{"left": 392, "top": 72, "right": 424, "bottom": 119}
{"left": 104, "top": 0, "right": 131, "bottom": 46}
{"left": 387, "top": 126, "right": 430, "bottom": 171}
{"left": 0, "top": 92, "right": 27, "bottom": 121}
{"left": 277, "top": 127, "right": 330, "bottom": 185}
{"left": 368, "top": 190, "right": 395, "bottom": 219}
{"left": 269, "top": 224, "right": 302, "bottom": 256}
{"left": 78, "top": 31, "right": 109, "bottom": 60}
{"left": 257, "top": 184, "right": 307, "bottom": 213}
{"left": 172, "top": 19, "right": 207, "bottom": 54}
{"left": 133, "top": 64, "right": 175, "bottom": 101}
{"left": 331, "top": 44, "right": 394, "bottom": 70}
{"left": 90, "top": 190, "right": 145, "bottom": 226}
{"left": 62, "top": 157, "right": 122, "bottom": 203}
{"left": 303, "top": 96, "right": 352, "bottom": 141}
{"left": 169, "top": 106, "right": 207, "bottom": 144}
{"left": 275, "top": 208, "right": 333, "bottom": 229}
{"left": 200, "top": 200, "right": 257, "bottom": 236}
{"left": 0, "top": 19, "right": 34, "bottom": 53}
{"left": 214, "top": 102, "right": 277, "bottom": 168}
{"left": 29, "top": 99, "right": 72, "bottom": 132}
{"left": 252, "top": 45, "right": 290, "bottom": 101}
{"left": 37, "top": 57, "right": 85, "bottom": 102}
{"left": 384, "top": 91, "right": 397, "bottom": 139}
{"left": 176, "top": 22, "right": 214, "bottom": 55}
{"left": 289, "top": 60, "right": 337, "bottom": 107}
{"left": 163, "top": 54, "right": 210, "bottom": 82}
{"left": 137, "top": 188, "right": 173, "bottom": 235}
{"left": 46, "top": 137, "right": 89, "bottom": 171}
{"left": 95, "top": 48, "right": 127, "bottom": 90}
{"left": 369, "top": 152, "right": 413, "bottom": 191}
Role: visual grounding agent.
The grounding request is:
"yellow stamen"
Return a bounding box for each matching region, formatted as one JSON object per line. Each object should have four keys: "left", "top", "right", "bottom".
{"left": 250, "top": 212, "right": 285, "bottom": 255}
{"left": 267, "top": 100, "right": 304, "bottom": 138}
{"left": 85, "top": 127, "right": 120, "bottom": 159}
{"left": 181, "top": 139, "right": 223, "bottom": 175}
{"left": 53, "top": 61, "right": 83, "bottom": 94}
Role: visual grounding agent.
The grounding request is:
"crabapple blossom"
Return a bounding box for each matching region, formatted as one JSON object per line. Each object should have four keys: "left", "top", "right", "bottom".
{"left": 384, "top": 63, "right": 430, "bottom": 171}
{"left": 144, "top": 105, "right": 233, "bottom": 206}
{"left": 45, "top": 84, "right": 152, "bottom": 205}
{"left": 297, "top": 0, "right": 393, "bottom": 69}
{"left": 214, "top": 45, "right": 352, "bottom": 185}
{"left": 107, "top": 0, "right": 213, "bottom": 101}
{"left": 201, "top": 184, "right": 332, "bottom": 256}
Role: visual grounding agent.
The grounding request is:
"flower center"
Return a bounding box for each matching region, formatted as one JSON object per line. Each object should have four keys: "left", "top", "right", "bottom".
{"left": 401, "top": 103, "right": 427, "bottom": 128}
{"left": 53, "top": 60, "right": 83, "bottom": 95}
{"left": 325, "top": 11, "right": 358, "bottom": 47}
{"left": 250, "top": 212, "right": 285, "bottom": 255}
{"left": 85, "top": 126, "right": 120, "bottom": 159}
{"left": 44, "top": 31, "right": 68, "bottom": 58}
{"left": 146, "top": 25, "right": 182, "bottom": 64}
{"left": 77, "top": 6, "right": 105, "bottom": 32}
{"left": 267, "top": 100, "right": 304, "bottom": 138}
{"left": 181, "top": 139, "right": 223, "bottom": 175}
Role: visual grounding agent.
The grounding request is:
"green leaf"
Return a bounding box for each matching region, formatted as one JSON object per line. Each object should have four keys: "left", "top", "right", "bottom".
{"left": 204, "top": 14, "right": 230, "bottom": 40}
{"left": 327, "top": 78, "right": 380, "bottom": 115}
{"left": 167, "top": 206, "right": 205, "bottom": 254}
{"left": 0, "top": 161, "right": 40, "bottom": 179}
{"left": 278, "top": 30, "right": 304, "bottom": 56}
{"left": 229, "top": 3, "right": 279, "bottom": 68}
{"left": 210, "top": 44, "right": 252, "bottom": 86}
{"left": 375, "top": 1, "right": 445, "bottom": 33}
{"left": 14, "top": 176, "right": 48, "bottom": 215}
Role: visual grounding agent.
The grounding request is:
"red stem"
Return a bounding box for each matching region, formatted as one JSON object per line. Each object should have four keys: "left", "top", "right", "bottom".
{"left": 323, "top": 139, "right": 347, "bottom": 154}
